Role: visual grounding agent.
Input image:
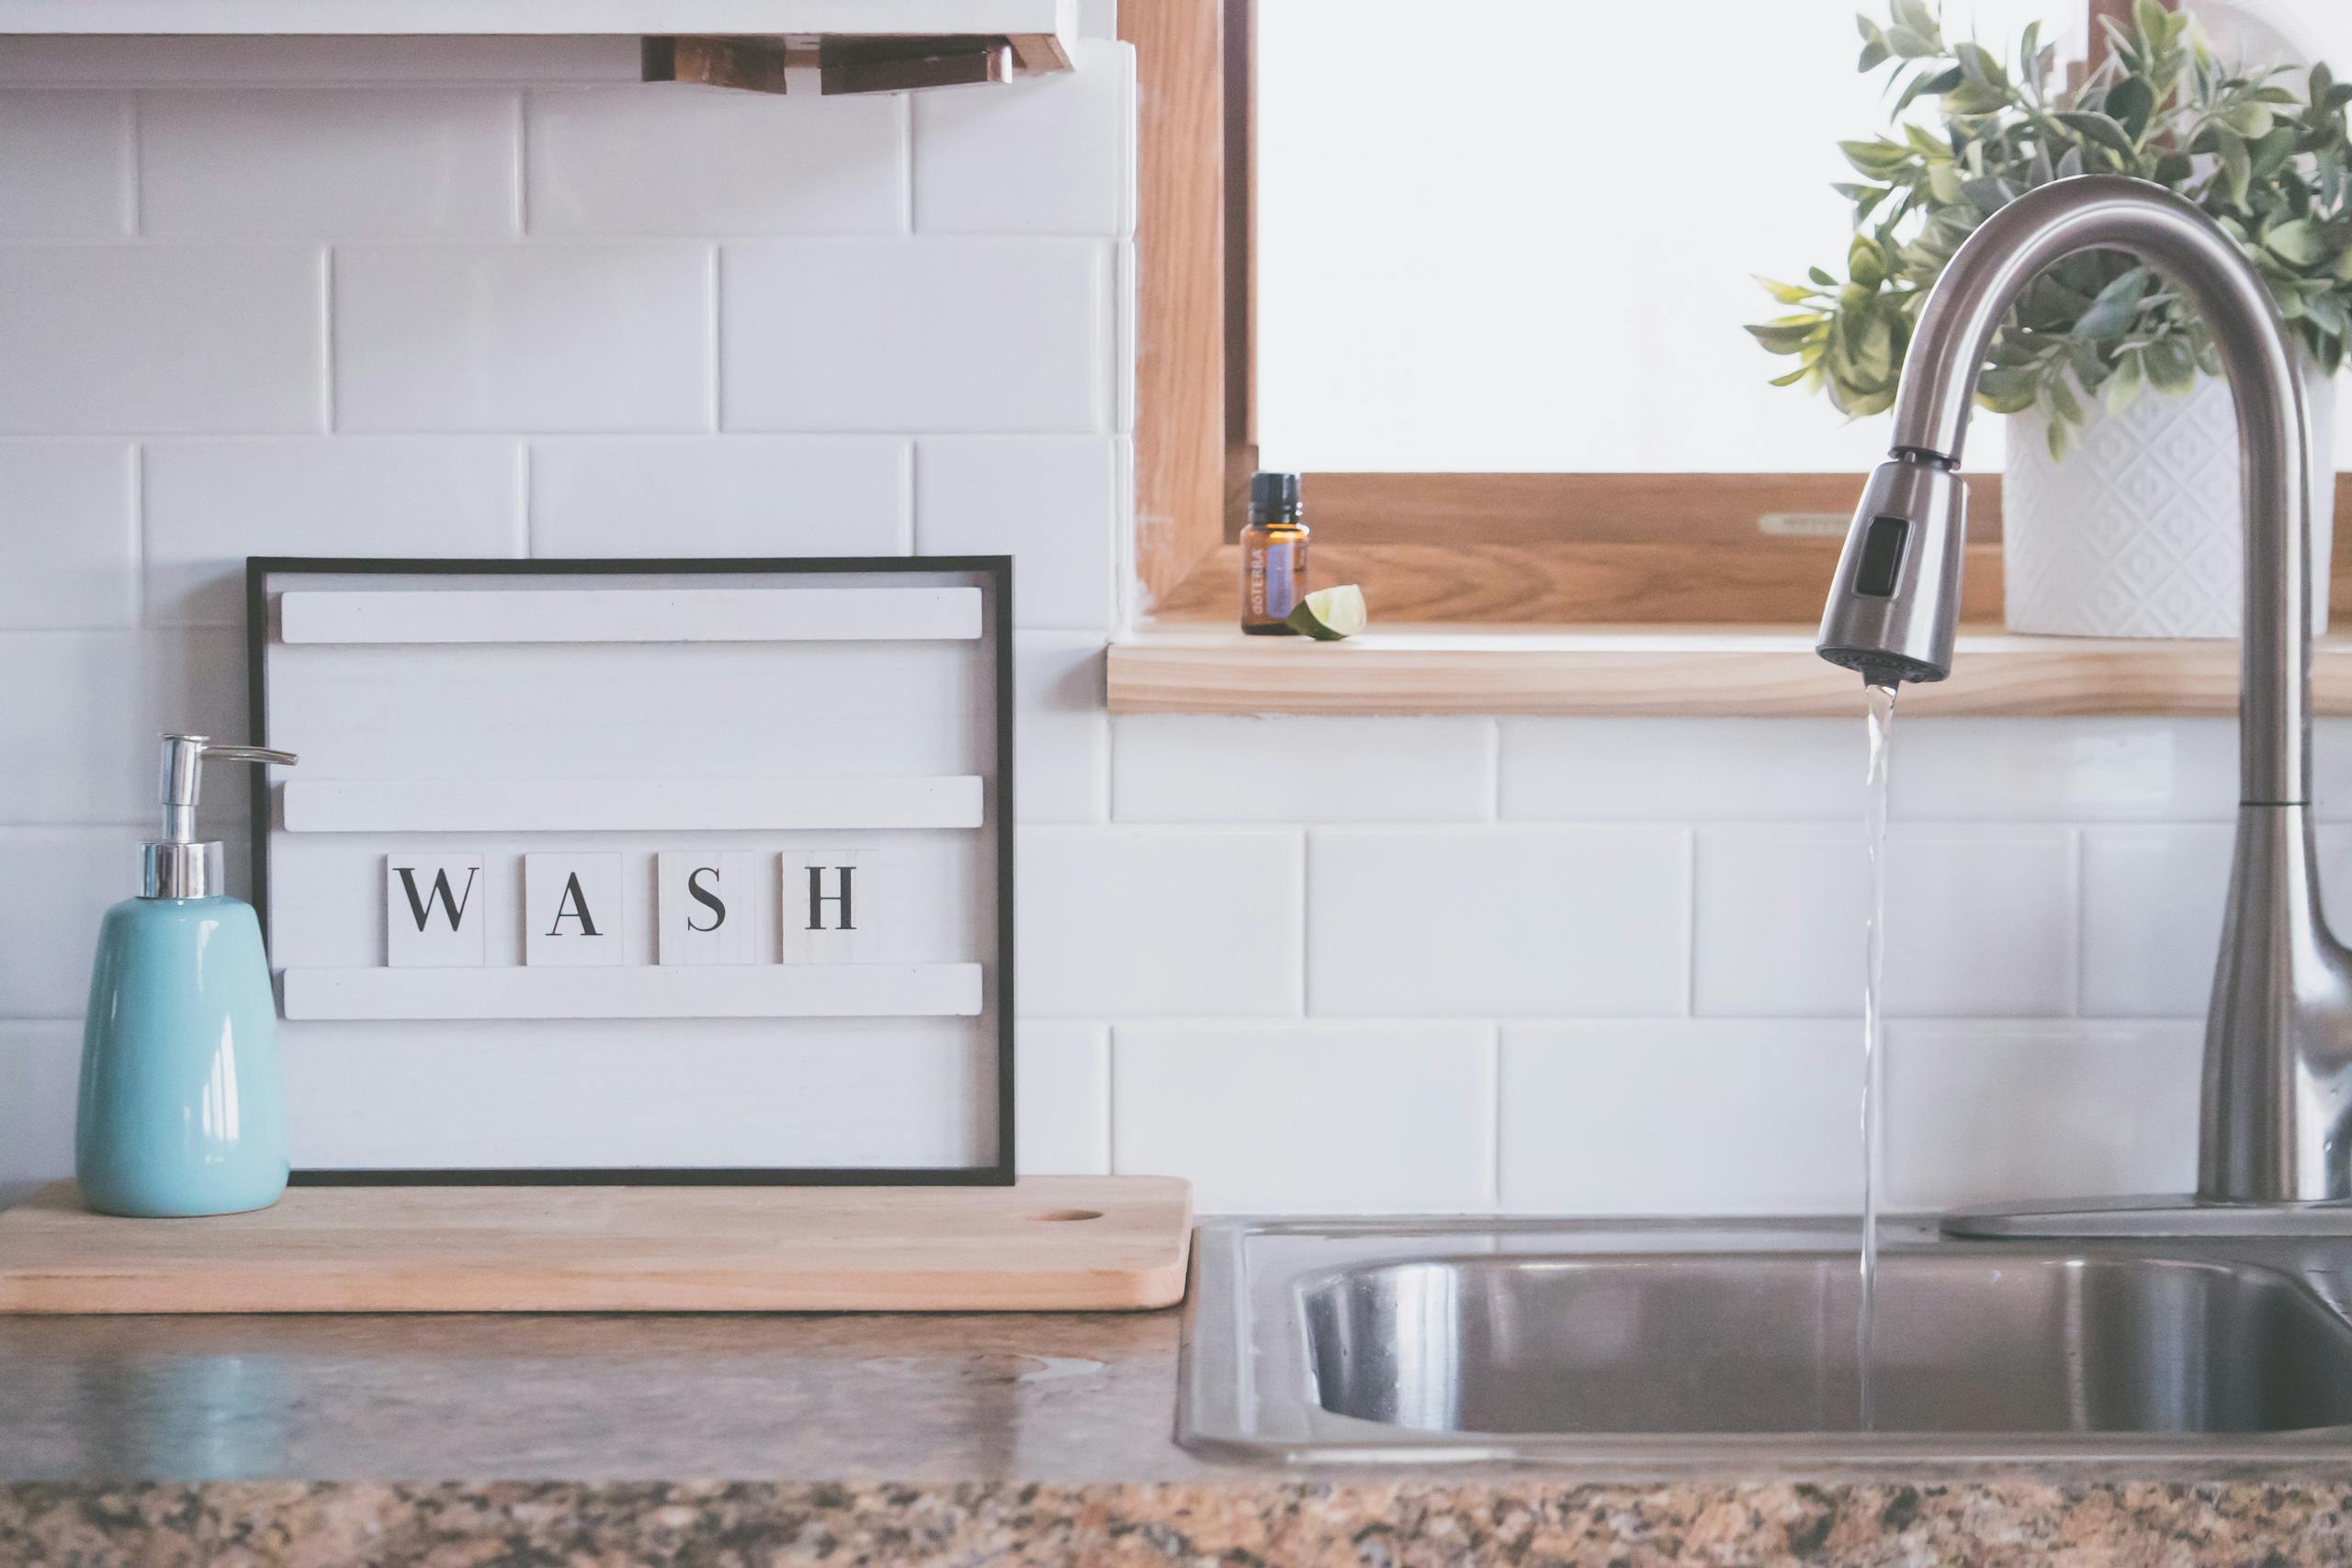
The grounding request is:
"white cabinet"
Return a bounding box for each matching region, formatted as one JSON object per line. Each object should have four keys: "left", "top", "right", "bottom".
{"left": 0, "top": 0, "right": 1076, "bottom": 92}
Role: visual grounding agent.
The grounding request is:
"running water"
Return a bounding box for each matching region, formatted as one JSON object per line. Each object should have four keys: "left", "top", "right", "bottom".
{"left": 1858, "top": 679, "right": 1897, "bottom": 1431}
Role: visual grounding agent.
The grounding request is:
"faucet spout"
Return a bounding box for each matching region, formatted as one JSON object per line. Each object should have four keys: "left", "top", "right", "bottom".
{"left": 1816, "top": 174, "right": 2352, "bottom": 1207}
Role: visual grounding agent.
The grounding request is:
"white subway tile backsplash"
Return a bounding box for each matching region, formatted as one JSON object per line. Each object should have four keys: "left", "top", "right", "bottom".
{"left": 722, "top": 240, "right": 1109, "bottom": 433}
{"left": 1692, "top": 826, "right": 1860, "bottom": 1018}
{"left": 2078, "top": 825, "right": 2233, "bottom": 1018}
{"left": 334, "top": 244, "right": 713, "bottom": 432}
{"left": 140, "top": 88, "right": 519, "bottom": 237}
{"left": 0, "top": 90, "right": 130, "bottom": 237}
{"left": 912, "top": 39, "right": 1134, "bottom": 236}
{"left": 0, "top": 248, "right": 324, "bottom": 434}
{"left": 0, "top": 442, "right": 137, "bottom": 628}
{"left": 143, "top": 438, "right": 524, "bottom": 625}
{"left": 1499, "top": 1021, "right": 1860, "bottom": 1215}
{"left": 1873, "top": 829, "right": 2081, "bottom": 1019}
{"left": 1890, "top": 717, "right": 2236, "bottom": 822}
{"left": 529, "top": 436, "right": 906, "bottom": 558}
{"left": 1308, "top": 829, "right": 1686, "bottom": 1017}
{"left": 1508, "top": 1018, "right": 2204, "bottom": 1218}
{"left": 0, "top": 59, "right": 2263, "bottom": 1223}
{"left": 1114, "top": 716, "right": 1495, "bottom": 823}
{"left": 913, "top": 435, "right": 1117, "bottom": 629}
{"left": 0, "top": 630, "right": 245, "bottom": 824}
{"left": 1113, "top": 1021, "right": 1494, "bottom": 1213}
{"left": 528, "top": 86, "right": 903, "bottom": 236}
{"left": 0, "top": 829, "right": 141, "bottom": 1018}
{"left": 1013, "top": 634, "right": 1110, "bottom": 824}
{"left": 0, "top": 1021, "right": 78, "bottom": 1196}
{"left": 1889, "top": 832, "right": 2077, "bottom": 1017}
{"left": 1882, "top": 1021, "right": 2201, "bottom": 1209}
{"left": 1499, "top": 718, "right": 1862, "bottom": 821}
{"left": 1694, "top": 827, "right": 2075, "bottom": 1018}
{"left": 1016, "top": 1020, "right": 1109, "bottom": 1175}
{"left": 1018, "top": 828, "right": 1300, "bottom": 1016}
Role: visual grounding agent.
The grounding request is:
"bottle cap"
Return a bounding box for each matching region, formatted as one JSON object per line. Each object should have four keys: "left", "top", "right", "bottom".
{"left": 1249, "top": 471, "right": 1302, "bottom": 522}
{"left": 140, "top": 735, "right": 298, "bottom": 898}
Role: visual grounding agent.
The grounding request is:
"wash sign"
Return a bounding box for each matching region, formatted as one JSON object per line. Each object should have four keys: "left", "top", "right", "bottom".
{"left": 383, "top": 850, "right": 882, "bottom": 968}
{"left": 246, "top": 558, "right": 1013, "bottom": 1184}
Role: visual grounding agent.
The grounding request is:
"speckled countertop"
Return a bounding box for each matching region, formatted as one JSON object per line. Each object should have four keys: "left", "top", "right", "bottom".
{"left": 6, "top": 1309, "right": 2352, "bottom": 1565}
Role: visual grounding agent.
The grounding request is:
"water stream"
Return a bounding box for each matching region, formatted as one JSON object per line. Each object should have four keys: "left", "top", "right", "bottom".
{"left": 1858, "top": 679, "right": 1897, "bottom": 1431}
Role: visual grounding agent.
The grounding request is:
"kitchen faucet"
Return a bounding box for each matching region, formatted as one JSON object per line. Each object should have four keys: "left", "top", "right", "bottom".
{"left": 1818, "top": 174, "right": 2352, "bottom": 1234}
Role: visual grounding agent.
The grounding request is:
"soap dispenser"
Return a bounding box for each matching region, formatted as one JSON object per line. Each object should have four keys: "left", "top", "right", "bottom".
{"left": 77, "top": 735, "right": 298, "bottom": 1217}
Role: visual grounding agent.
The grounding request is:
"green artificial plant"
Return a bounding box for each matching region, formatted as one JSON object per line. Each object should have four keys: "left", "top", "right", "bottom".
{"left": 1753, "top": 0, "right": 2352, "bottom": 457}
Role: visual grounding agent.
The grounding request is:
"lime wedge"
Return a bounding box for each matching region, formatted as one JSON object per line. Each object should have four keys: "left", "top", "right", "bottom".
{"left": 1286, "top": 583, "right": 1367, "bottom": 641}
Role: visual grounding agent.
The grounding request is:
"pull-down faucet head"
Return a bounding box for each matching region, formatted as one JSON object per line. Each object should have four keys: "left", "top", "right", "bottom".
{"left": 1817, "top": 451, "right": 1968, "bottom": 686}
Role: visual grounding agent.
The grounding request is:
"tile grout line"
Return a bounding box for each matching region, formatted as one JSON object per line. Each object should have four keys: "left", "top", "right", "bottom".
{"left": 120, "top": 89, "right": 142, "bottom": 236}
{"left": 2067, "top": 824, "right": 2086, "bottom": 1019}
{"left": 511, "top": 88, "right": 530, "bottom": 235}
{"left": 515, "top": 441, "right": 535, "bottom": 557}
{"left": 1484, "top": 718, "right": 1501, "bottom": 823}
{"left": 1102, "top": 1021, "right": 1117, "bottom": 1177}
{"left": 1485, "top": 1019, "right": 1503, "bottom": 1211}
{"left": 1102, "top": 239, "right": 1122, "bottom": 435}
{"left": 1681, "top": 826, "right": 1699, "bottom": 1019}
{"left": 1102, "top": 434, "right": 1125, "bottom": 633}
{"left": 897, "top": 438, "right": 917, "bottom": 556}
{"left": 128, "top": 442, "right": 148, "bottom": 627}
{"left": 1295, "top": 827, "right": 1311, "bottom": 1019}
{"left": 1097, "top": 707, "right": 1116, "bottom": 822}
{"left": 1009, "top": 1012, "right": 2208, "bottom": 1031}
{"left": 895, "top": 90, "right": 916, "bottom": 235}
{"left": 704, "top": 244, "right": 723, "bottom": 433}
{"left": 318, "top": 247, "right": 337, "bottom": 433}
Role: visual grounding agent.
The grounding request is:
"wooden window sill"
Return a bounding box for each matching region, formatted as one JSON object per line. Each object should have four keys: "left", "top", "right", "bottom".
{"left": 1106, "top": 626, "right": 2352, "bottom": 717}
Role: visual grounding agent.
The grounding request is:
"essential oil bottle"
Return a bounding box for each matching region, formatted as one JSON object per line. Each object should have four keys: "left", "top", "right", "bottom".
{"left": 1240, "top": 471, "right": 1309, "bottom": 635}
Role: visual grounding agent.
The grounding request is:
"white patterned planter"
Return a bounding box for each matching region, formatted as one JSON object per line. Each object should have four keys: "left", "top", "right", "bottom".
{"left": 2004, "top": 367, "right": 2336, "bottom": 637}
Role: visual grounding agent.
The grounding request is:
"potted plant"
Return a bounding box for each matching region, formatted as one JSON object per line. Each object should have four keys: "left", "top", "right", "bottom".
{"left": 1754, "top": 0, "right": 2352, "bottom": 637}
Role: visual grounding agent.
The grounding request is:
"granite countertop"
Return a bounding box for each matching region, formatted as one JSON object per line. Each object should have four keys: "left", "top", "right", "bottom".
{"left": 7, "top": 1308, "right": 2352, "bottom": 1565}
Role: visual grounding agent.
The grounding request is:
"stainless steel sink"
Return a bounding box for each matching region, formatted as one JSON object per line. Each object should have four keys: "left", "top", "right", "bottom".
{"left": 1180, "top": 1217, "right": 2352, "bottom": 1464}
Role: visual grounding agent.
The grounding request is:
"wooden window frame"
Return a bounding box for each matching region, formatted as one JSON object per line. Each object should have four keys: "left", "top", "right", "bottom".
{"left": 1119, "top": 0, "right": 1234, "bottom": 613}
{"left": 1121, "top": 0, "right": 2348, "bottom": 629}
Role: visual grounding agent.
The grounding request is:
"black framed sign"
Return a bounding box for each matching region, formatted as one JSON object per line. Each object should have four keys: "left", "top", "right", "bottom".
{"left": 245, "top": 557, "right": 1014, "bottom": 1186}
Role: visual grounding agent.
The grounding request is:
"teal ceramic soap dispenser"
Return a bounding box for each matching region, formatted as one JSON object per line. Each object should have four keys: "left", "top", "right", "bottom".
{"left": 77, "top": 735, "right": 299, "bottom": 1217}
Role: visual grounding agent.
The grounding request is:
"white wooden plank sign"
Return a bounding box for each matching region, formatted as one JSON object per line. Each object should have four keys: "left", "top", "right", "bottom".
{"left": 279, "top": 585, "right": 985, "bottom": 644}
{"left": 287, "top": 776, "right": 984, "bottom": 834}
{"left": 281, "top": 963, "right": 985, "bottom": 1021}
{"left": 250, "top": 560, "right": 1012, "bottom": 1184}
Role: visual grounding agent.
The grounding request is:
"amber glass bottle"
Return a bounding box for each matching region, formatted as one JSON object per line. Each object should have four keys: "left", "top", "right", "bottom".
{"left": 1239, "top": 471, "right": 1309, "bottom": 635}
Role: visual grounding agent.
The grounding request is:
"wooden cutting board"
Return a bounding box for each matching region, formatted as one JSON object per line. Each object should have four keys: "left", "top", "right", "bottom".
{"left": 0, "top": 1176, "right": 1192, "bottom": 1314}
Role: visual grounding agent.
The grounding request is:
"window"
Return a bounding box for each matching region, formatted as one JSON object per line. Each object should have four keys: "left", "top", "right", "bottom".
{"left": 1258, "top": 0, "right": 2067, "bottom": 474}
{"left": 1125, "top": 0, "right": 2352, "bottom": 627}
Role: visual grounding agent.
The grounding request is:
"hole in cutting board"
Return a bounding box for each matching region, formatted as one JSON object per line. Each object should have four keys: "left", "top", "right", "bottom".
{"left": 1029, "top": 1209, "right": 1104, "bottom": 1223}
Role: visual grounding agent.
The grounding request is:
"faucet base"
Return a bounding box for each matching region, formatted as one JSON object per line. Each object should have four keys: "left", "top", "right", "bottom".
{"left": 1945, "top": 1194, "right": 2352, "bottom": 1239}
